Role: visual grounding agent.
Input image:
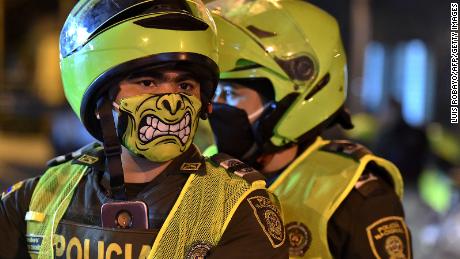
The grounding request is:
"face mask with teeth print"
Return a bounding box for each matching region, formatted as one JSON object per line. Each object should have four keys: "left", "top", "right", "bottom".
{"left": 115, "top": 93, "right": 202, "bottom": 162}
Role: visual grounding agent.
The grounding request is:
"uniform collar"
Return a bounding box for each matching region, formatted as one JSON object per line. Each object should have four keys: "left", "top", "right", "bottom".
{"left": 162, "top": 144, "right": 206, "bottom": 176}
{"left": 99, "top": 144, "right": 206, "bottom": 192}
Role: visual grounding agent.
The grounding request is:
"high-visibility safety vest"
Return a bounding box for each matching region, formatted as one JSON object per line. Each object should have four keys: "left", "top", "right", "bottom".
{"left": 268, "top": 137, "right": 404, "bottom": 259}
{"left": 25, "top": 157, "right": 266, "bottom": 259}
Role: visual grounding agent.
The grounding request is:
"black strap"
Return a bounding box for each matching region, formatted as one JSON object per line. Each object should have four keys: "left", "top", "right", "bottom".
{"left": 96, "top": 97, "right": 127, "bottom": 200}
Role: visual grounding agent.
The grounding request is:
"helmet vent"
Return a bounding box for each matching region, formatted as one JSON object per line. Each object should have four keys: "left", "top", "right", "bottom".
{"left": 304, "top": 73, "right": 330, "bottom": 100}
{"left": 275, "top": 56, "right": 315, "bottom": 81}
{"left": 246, "top": 25, "right": 277, "bottom": 38}
{"left": 134, "top": 13, "right": 209, "bottom": 31}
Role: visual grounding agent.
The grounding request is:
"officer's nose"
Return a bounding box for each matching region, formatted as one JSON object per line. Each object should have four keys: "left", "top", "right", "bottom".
{"left": 159, "top": 94, "right": 183, "bottom": 115}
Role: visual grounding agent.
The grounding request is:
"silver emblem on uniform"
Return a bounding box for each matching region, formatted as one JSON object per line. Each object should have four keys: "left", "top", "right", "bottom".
{"left": 186, "top": 242, "right": 212, "bottom": 259}
{"left": 116, "top": 210, "right": 133, "bottom": 229}
{"left": 286, "top": 221, "right": 312, "bottom": 257}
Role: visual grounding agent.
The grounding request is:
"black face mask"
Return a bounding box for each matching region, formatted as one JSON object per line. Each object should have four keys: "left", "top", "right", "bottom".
{"left": 208, "top": 103, "right": 261, "bottom": 165}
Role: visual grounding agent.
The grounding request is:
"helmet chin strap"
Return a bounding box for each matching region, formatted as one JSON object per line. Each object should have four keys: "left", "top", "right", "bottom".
{"left": 97, "top": 97, "right": 127, "bottom": 200}
{"left": 237, "top": 103, "right": 274, "bottom": 169}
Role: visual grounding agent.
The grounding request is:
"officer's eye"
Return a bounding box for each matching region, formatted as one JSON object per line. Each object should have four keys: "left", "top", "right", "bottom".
{"left": 179, "top": 82, "right": 190, "bottom": 90}
{"left": 178, "top": 81, "right": 197, "bottom": 91}
{"left": 138, "top": 80, "right": 156, "bottom": 87}
{"left": 223, "top": 87, "right": 237, "bottom": 98}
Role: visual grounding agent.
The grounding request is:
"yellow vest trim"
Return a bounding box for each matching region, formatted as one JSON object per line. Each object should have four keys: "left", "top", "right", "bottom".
{"left": 361, "top": 154, "right": 404, "bottom": 198}
{"left": 321, "top": 152, "right": 404, "bottom": 223}
{"left": 220, "top": 181, "right": 266, "bottom": 237}
{"left": 26, "top": 161, "right": 88, "bottom": 259}
{"left": 148, "top": 173, "right": 197, "bottom": 255}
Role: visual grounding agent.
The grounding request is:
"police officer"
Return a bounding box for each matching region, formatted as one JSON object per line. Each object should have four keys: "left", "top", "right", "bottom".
{"left": 207, "top": 0, "right": 412, "bottom": 258}
{"left": 0, "top": 1, "right": 288, "bottom": 258}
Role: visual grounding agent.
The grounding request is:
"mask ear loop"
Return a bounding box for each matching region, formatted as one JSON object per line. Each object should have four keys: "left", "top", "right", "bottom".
{"left": 112, "top": 101, "right": 120, "bottom": 111}
{"left": 112, "top": 101, "right": 121, "bottom": 126}
{"left": 247, "top": 103, "right": 271, "bottom": 123}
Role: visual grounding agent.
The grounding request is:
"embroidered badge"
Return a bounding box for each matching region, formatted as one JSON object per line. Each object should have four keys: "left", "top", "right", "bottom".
{"left": 1, "top": 181, "right": 24, "bottom": 199}
{"left": 286, "top": 222, "right": 312, "bottom": 257}
{"left": 77, "top": 154, "right": 99, "bottom": 165}
{"left": 26, "top": 234, "right": 43, "bottom": 254}
{"left": 180, "top": 162, "right": 202, "bottom": 171}
{"left": 366, "top": 216, "right": 411, "bottom": 259}
{"left": 247, "top": 196, "right": 285, "bottom": 248}
{"left": 185, "top": 242, "right": 212, "bottom": 259}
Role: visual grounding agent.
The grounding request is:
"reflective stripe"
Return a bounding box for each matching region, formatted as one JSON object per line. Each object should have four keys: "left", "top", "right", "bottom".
{"left": 25, "top": 211, "right": 46, "bottom": 222}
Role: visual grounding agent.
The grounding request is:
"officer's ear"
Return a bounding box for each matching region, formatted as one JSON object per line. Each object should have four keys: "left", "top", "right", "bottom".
{"left": 95, "top": 85, "right": 121, "bottom": 119}
{"left": 108, "top": 84, "right": 121, "bottom": 103}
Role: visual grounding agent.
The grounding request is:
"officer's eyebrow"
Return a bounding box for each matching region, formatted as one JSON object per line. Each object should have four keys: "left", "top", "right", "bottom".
{"left": 220, "top": 80, "right": 245, "bottom": 89}
{"left": 127, "top": 71, "right": 199, "bottom": 83}
{"left": 126, "top": 71, "right": 163, "bottom": 80}
{"left": 168, "top": 72, "right": 199, "bottom": 83}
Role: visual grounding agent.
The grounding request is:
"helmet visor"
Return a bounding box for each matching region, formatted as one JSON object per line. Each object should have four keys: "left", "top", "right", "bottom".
{"left": 60, "top": 0, "right": 215, "bottom": 58}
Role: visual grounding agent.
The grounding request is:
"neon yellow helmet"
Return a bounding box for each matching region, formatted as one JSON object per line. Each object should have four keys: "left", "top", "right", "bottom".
{"left": 60, "top": 0, "right": 219, "bottom": 140}
{"left": 209, "top": 0, "right": 349, "bottom": 148}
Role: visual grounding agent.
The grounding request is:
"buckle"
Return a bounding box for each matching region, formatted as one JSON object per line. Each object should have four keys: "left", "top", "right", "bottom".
{"left": 104, "top": 145, "right": 122, "bottom": 157}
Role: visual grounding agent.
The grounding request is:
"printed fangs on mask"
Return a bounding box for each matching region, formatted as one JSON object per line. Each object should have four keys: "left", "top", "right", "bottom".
{"left": 138, "top": 112, "right": 191, "bottom": 144}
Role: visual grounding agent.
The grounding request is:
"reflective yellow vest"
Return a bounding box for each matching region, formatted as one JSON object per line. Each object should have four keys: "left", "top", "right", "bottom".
{"left": 25, "top": 157, "right": 266, "bottom": 259}
{"left": 268, "top": 137, "right": 404, "bottom": 259}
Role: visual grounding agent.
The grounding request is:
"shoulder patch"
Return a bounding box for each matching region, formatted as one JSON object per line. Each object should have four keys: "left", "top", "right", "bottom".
{"left": 320, "top": 140, "right": 372, "bottom": 161}
{"left": 366, "top": 216, "right": 411, "bottom": 259}
{"left": 210, "top": 153, "right": 265, "bottom": 184}
{"left": 2, "top": 180, "right": 24, "bottom": 199}
{"left": 247, "top": 196, "right": 285, "bottom": 248}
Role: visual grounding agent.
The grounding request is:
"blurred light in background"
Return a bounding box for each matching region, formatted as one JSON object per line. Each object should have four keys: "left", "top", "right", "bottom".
{"left": 361, "top": 39, "right": 435, "bottom": 127}
{"left": 51, "top": 110, "right": 95, "bottom": 155}
{"left": 361, "top": 41, "right": 385, "bottom": 112}
{"left": 401, "top": 39, "right": 433, "bottom": 127}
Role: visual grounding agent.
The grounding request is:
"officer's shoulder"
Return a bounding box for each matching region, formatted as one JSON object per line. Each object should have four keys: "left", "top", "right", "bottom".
{"left": 320, "top": 140, "right": 398, "bottom": 197}
{"left": 46, "top": 142, "right": 104, "bottom": 168}
{"left": 1, "top": 176, "right": 39, "bottom": 201}
{"left": 320, "top": 139, "right": 372, "bottom": 161}
{"left": 353, "top": 163, "right": 397, "bottom": 199}
{"left": 207, "top": 153, "right": 266, "bottom": 184}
